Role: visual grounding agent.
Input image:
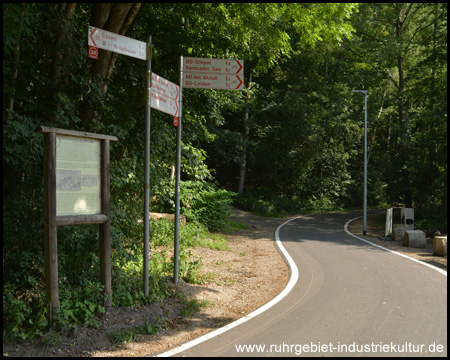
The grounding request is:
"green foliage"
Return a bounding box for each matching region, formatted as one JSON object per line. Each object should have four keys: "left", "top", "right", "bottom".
{"left": 57, "top": 279, "right": 106, "bottom": 328}
{"left": 150, "top": 218, "right": 228, "bottom": 251}
{"left": 209, "top": 3, "right": 446, "bottom": 226}
{"left": 180, "top": 181, "right": 236, "bottom": 231}
{"left": 149, "top": 218, "right": 228, "bottom": 284}
{"left": 181, "top": 299, "right": 211, "bottom": 318}
{"left": 109, "top": 328, "right": 137, "bottom": 345}
{"left": 3, "top": 290, "right": 48, "bottom": 340}
{"left": 109, "top": 317, "right": 167, "bottom": 345}
{"left": 177, "top": 249, "right": 203, "bottom": 284}
{"left": 235, "top": 190, "right": 300, "bottom": 217}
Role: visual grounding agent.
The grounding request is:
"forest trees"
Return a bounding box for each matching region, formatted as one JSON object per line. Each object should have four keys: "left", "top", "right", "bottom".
{"left": 3, "top": 3, "right": 447, "bottom": 340}
{"left": 344, "top": 3, "right": 447, "bottom": 216}
{"left": 206, "top": 3, "right": 446, "bottom": 222}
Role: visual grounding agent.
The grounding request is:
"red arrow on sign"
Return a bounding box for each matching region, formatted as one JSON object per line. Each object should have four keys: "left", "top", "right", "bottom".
{"left": 236, "top": 75, "right": 243, "bottom": 90}
{"left": 235, "top": 60, "right": 243, "bottom": 74}
{"left": 89, "top": 28, "right": 97, "bottom": 47}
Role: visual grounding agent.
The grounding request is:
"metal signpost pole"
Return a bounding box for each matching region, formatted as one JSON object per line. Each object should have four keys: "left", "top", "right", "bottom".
{"left": 172, "top": 56, "right": 243, "bottom": 284}
{"left": 143, "top": 35, "right": 152, "bottom": 297}
{"left": 174, "top": 56, "right": 183, "bottom": 284}
{"left": 88, "top": 26, "right": 152, "bottom": 296}
{"left": 352, "top": 89, "right": 368, "bottom": 235}
{"left": 363, "top": 92, "right": 368, "bottom": 235}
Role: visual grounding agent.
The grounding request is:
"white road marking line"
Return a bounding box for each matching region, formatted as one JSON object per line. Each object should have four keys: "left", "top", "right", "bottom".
{"left": 344, "top": 216, "right": 447, "bottom": 277}
{"left": 156, "top": 217, "right": 300, "bottom": 357}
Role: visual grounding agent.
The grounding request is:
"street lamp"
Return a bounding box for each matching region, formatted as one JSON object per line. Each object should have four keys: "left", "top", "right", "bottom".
{"left": 352, "top": 90, "right": 368, "bottom": 235}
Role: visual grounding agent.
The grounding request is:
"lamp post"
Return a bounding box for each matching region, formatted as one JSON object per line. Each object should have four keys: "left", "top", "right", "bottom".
{"left": 352, "top": 90, "right": 368, "bottom": 235}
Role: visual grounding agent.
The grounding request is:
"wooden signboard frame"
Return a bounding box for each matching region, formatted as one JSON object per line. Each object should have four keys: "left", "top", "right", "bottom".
{"left": 39, "top": 126, "right": 118, "bottom": 322}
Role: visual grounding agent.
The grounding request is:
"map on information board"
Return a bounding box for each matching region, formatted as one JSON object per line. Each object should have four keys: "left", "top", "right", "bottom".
{"left": 56, "top": 135, "right": 101, "bottom": 216}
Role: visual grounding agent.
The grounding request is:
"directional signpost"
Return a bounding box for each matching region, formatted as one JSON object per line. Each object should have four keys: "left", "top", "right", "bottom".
{"left": 87, "top": 27, "right": 245, "bottom": 288}
{"left": 182, "top": 57, "right": 244, "bottom": 90}
{"left": 88, "top": 27, "right": 155, "bottom": 298}
{"left": 172, "top": 56, "right": 244, "bottom": 284}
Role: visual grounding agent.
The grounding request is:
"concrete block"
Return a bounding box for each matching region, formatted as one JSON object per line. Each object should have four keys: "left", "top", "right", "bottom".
{"left": 433, "top": 236, "right": 447, "bottom": 257}
{"left": 393, "top": 224, "right": 406, "bottom": 241}
{"left": 404, "top": 230, "right": 427, "bottom": 248}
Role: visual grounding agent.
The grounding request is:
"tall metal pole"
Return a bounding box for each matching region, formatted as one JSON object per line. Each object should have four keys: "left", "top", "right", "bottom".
{"left": 174, "top": 56, "right": 183, "bottom": 284}
{"left": 352, "top": 90, "right": 368, "bottom": 235}
{"left": 363, "top": 92, "right": 368, "bottom": 235}
{"left": 143, "top": 35, "right": 152, "bottom": 297}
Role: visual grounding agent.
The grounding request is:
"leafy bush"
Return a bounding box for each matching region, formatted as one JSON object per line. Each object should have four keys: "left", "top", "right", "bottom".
{"left": 180, "top": 181, "right": 235, "bottom": 231}
{"left": 3, "top": 290, "right": 47, "bottom": 340}
{"left": 234, "top": 190, "right": 296, "bottom": 216}
{"left": 57, "top": 279, "right": 106, "bottom": 327}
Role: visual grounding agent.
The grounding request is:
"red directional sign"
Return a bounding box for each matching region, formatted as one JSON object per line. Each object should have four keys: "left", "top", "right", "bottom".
{"left": 182, "top": 57, "right": 244, "bottom": 90}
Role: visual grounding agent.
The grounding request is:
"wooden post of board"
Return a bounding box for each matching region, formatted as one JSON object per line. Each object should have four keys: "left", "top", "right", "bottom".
{"left": 99, "top": 139, "right": 112, "bottom": 307}
{"left": 43, "top": 131, "right": 59, "bottom": 319}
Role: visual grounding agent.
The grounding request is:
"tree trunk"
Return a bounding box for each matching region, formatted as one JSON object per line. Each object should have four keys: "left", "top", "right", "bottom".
{"left": 237, "top": 68, "right": 253, "bottom": 194}
{"left": 237, "top": 108, "right": 249, "bottom": 194}
{"left": 79, "top": 3, "right": 141, "bottom": 130}
{"left": 6, "top": 3, "right": 26, "bottom": 122}
{"left": 395, "top": 3, "right": 413, "bottom": 208}
{"left": 48, "top": 3, "right": 77, "bottom": 127}
{"left": 50, "top": 3, "right": 77, "bottom": 84}
{"left": 396, "top": 6, "right": 405, "bottom": 127}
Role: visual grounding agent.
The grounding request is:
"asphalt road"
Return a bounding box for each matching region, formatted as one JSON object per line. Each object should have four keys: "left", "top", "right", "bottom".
{"left": 159, "top": 211, "right": 447, "bottom": 357}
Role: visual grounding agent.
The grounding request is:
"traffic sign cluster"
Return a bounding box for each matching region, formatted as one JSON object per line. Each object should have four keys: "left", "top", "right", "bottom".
{"left": 87, "top": 26, "right": 244, "bottom": 288}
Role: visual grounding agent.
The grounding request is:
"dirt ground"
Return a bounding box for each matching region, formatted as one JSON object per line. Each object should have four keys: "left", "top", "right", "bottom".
{"left": 3, "top": 209, "right": 446, "bottom": 357}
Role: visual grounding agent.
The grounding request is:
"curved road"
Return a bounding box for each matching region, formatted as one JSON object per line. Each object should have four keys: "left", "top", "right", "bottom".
{"left": 159, "top": 211, "right": 447, "bottom": 357}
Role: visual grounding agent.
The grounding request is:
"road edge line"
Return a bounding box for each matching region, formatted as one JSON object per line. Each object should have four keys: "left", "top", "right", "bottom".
{"left": 155, "top": 217, "right": 300, "bottom": 357}
{"left": 345, "top": 216, "right": 447, "bottom": 277}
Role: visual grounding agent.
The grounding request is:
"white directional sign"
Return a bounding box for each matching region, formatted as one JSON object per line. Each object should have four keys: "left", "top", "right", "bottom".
{"left": 183, "top": 73, "right": 243, "bottom": 90}
{"left": 151, "top": 73, "right": 179, "bottom": 116}
{"left": 88, "top": 26, "right": 147, "bottom": 60}
{"left": 182, "top": 57, "right": 244, "bottom": 90}
{"left": 183, "top": 57, "right": 243, "bottom": 75}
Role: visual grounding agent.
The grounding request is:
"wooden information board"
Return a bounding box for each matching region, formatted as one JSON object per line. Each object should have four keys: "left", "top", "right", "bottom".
{"left": 39, "top": 126, "right": 118, "bottom": 322}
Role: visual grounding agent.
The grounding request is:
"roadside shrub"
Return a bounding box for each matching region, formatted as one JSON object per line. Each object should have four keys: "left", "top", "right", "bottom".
{"left": 234, "top": 190, "right": 297, "bottom": 216}
{"left": 180, "top": 181, "right": 235, "bottom": 231}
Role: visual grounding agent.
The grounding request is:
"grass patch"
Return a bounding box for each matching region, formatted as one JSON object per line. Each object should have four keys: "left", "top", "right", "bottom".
{"left": 108, "top": 318, "right": 167, "bottom": 345}
{"left": 151, "top": 219, "right": 229, "bottom": 250}
{"left": 217, "top": 277, "right": 236, "bottom": 286}
{"left": 109, "top": 328, "right": 136, "bottom": 345}
{"left": 181, "top": 299, "right": 212, "bottom": 318}
{"left": 223, "top": 219, "right": 250, "bottom": 232}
